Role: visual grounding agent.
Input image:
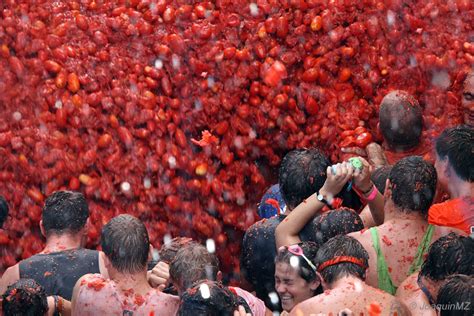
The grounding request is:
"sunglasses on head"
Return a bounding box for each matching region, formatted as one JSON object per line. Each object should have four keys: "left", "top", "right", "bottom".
{"left": 284, "top": 244, "right": 317, "bottom": 273}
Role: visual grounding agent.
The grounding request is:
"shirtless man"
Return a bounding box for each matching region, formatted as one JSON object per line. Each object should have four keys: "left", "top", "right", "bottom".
{"left": 71, "top": 214, "right": 179, "bottom": 316}
{"left": 461, "top": 70, "right": 474, "bottom": 126}
{"left": 342, "top": 90, "right": 429, "bottom": 167}
{"left": 396, "top": 233, "right": 473, "bottom": 316}
{"left": 0, "top": 191, "right": 107, "bottom": 301}
{"left": 290, "top": 235, "right": 409, "bottom": 316}
{"left": 349, "top": 156, "right": 462, "bottom": 295}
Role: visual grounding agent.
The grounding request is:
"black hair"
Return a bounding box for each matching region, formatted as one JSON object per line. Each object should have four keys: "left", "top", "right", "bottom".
{"left": 0, "top": 195, "right": 9, "bottom": 228}
{"left": 2, "top": 279, "right": 48, "bottom": 316}
{"left": 275, "top": 242, "right": 319, "bottom": 284}
{"left": 388, "top": 156, "right": 437, "bottom": 215}
{"left": 315, "top": 235, "right": 369, "bottom": 285}
{"left": 437, "top": 274, "right": 473, "bottom": 316}
{"left": 379, "top": 90, "right": 423, "bottom": 150}
{"left": 177, "top": 281, "right": 251, "bottom": 316}
{"left": 42, "top": 191, "right": 89, "bottom": 235}
{"left": 420, "top": 233, "right": 474, "bottom": 281}
{"left": 279, "top": 148, "right": 330, "bottom": 210}
{"left": 435, "top": 125, "right": 473, "bottom": 182}
{"left": 278, "top": 148, "right": 363, "bottom": 211}
{"left": 312, "top": 208, "right": 364, "bottom": 245}
{"left": 101, "top": 214, "right": 149, "bottom": 274}
{"left": 169, "top": 242, "right": 219, "bottom": 293}
{"left": 371, "top": 166, "right": 392, "bottom": 194}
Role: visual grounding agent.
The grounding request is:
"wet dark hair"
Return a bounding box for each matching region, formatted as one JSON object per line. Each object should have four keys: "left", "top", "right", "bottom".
{"left": 420, "top": 233, "right": 474, "bottom": 281}
{"left": 312, "top": 208, "right": 364, "bottom": 245}
{"left": 315, "top": 235, "right": 369, "bottom": 285}
{"left": 159, "top": 237, "right": 193, "bottom": 264}
{"left": 371, "top": 166, "right": 392, "bottom": 194}
{"left": 379, "top": 90, "right": 423, "bottom": 150}
{"left": 42, "top": 191, "right": 89, "bottom": 235}
{"left": 437, "top": 274, "right": 473, "bottom": 316}
{"left": 279, "top": 148, "right": 330, "bottom": 210}
{"left": 0, "top": 195, "right": 9, "bottom": 228}
{"left": 2, "top": 278, "right": 48, "bottom": 316}
{"left": 275, "top": 242, "right": 319, "bottom": 284}
{"left": 388, "top": 156, "right": 437, "bottom": 215}
{"left": 101, "top": 214, "right": 149, "bottom": 274}
{"left": 177, "top": 281, "right": 251, "bottom": 316}
{"left": 435, "top": 125, "right": 473, "bottom": 182}
{"left": 170, "top": 242, "right": 219, "bottom": 293}
{"left": 279, "top": 148, "right": 363, "bottom": 211}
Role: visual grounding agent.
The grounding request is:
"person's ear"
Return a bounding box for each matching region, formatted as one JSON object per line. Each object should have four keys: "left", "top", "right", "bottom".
{"left": 384, "top": 179, "right": 392, "bottom": 200}
{"left": 148, "top": 244, "right": 154, "bottom": 261}
{"left": 316, "top": 272, "right": 328, "bottom": 290}
{"left": 309, "top": 277, "right": 321, "bottom": 291}
{"left": 40, "top": 220, "right": 46, "bottom": 238}
{"left": 217, "top": 271, "right": 223, "bottom": 282}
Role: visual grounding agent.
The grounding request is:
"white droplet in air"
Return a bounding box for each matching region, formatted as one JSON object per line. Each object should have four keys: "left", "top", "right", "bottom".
{"left": 154, "top": 59, "right": 163, "bottom": 69}
{"left": 207, "top": 76, "right": 215, "bottom": 89}
{"left": 206, "top": 239, "right": 216, "bottom": 253}
{"left": 249, "top": 129, "right": 257, "bottom": 139}
{"left": 130, "top": 83, "right": 138, "bottom": 94}
{"left": 149, "top": 3, "right": 157, "bottom": 14}
{"left": 236, "top": 196, "right": 246, "bottom": 206}
{"left": 199, "top": 283, "right": 211, "bottom": 299}
{"left": 409, "top": 55, "right": 417, "bottom": 67}
{"left": 386, "top": 10, "right": 396, "bottom": 27}
{"left": 143, "top": 177, "right": 152, "bottom": 189}
{"left": 431, "top": 70, "right": 451, "bottom": 90}
{"left": 268, "top": 292, "right": 279, "bottom": 305}
{"left": 121, "top": 181, "right": 131, "bottom": 192}
{"left": 290, "top": 255, "right": 299, "bottom": 268}
{"left": 12, "top": 111, "right": 22, "bottom": 121}
{"left": 272, "top": 313, "right": 280, "bottom": 316}
{"left": 54, "top": 100, "right": 63, "bottom": 109}
{"left": 234, "top": 137, "right": 243, "bottom": 149}
{"left": 171, "top": 54, "right": 180, "bottom": 70}
{"left": 163, "top": 234, "right": 172, "bottom": 245}
{"left": 194, "top": 99, "right": 202, "bottom": 110}
{"left": 168, "top": 156, "right": 176, "bottom": 169}
{"left": 21, "top": 14, "right": 30, "bottom": 24}
{"left": 249, "top": 3, "right": 259, "bottom": 16}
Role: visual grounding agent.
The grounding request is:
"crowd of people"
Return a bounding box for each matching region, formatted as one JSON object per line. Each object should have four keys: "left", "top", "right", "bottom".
{"left": 0, "top": 81, "right": 473, "bottom": 316}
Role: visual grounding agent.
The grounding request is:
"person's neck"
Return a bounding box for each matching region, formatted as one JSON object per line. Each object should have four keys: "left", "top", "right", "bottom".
{"left": 447, "top": 177, "right": 473, "bottom": 199}
{"left": 109, "top": 269, "right": 151, "bottom": 295}
{"left": 42, "top": 234, "right": 83, "bottom": 253}
{"left": 383, "top": 201, "right": 427, "bottom": 222}
{"left": 327, "top": 275, "right": 365, "bottom": 290}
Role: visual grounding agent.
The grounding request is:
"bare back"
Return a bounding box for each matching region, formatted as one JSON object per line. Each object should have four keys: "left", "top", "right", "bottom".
{"left": 72, "top": 274, "right": 179, "bottom": 316}
{"left": 350, "top": 220, "right": 454, "bottom": 289}
{"left": 291, "top": 282, "right": 409, "bottom": 316}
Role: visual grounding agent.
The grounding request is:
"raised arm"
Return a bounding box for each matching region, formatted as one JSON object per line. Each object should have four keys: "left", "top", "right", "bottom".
{"left": 275, "top": 162, "right": 354, "bottom": 248}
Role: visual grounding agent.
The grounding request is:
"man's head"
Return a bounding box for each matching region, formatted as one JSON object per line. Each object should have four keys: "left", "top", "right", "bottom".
{"left": 0, "top": 195, "right": 9, "bottom": 228}
{"left": 436, "top": 274, "right": 473, "bottom": 316}
{"left": 386, "top": 156, "right": 437, "bottom": 216}
{"left": 169, "top": 242, "right": 219, "bottom": 294}
{"left": 462, "top": 70, "right": 474, "bottom": 126}
{"left": 279, "top": 148, "right": 330, "bottom": 210}
{"left": 41, "top": 191, "right": 89, "bottom": 237}
{"left": 434, "top": 125, "right": 473, "bottom": 188}
{"left": 177, "top": 281, "right": 251, "bottom": 316}
{"left": 2, "top": 278, "right": 48, "bottom": 316}
{"left": 158, "top": 237, "right": 193, "bottom": 264}
{"left": 418, "top": 233, "right": 473, "bottom": 302}
{"left": 315, "top": 235, "right": 369, "bottom": 289}
{"left": 312, "top": 208, "right": 364, "bottom": 245}
{"left": 370, "top": 166, "right": 392, "bottom": 194}
{"left": 101, "top": 214, "right": 150, "bottom": 274}
{"left": 275, "top": 242, "right": 321, "bottom": 312}
{"left": 379, "top": 90, "right": 423, "bottom": 151}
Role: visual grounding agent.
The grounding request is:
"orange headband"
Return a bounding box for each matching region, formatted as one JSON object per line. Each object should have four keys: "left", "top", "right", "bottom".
{"left": 317, "top": 256, "right": 367, "bottom": 272}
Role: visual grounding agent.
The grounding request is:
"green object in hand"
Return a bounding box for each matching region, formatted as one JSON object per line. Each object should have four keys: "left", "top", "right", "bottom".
{"left": 349, "top": 157, "right": 363, "bottom": 170}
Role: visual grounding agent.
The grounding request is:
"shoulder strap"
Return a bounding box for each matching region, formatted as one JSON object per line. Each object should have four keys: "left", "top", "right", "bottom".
{"left": 408, "top": 224, "right": 435, "bottom": 275}
{"left": 369, "top": 227, "right": 398, "bottom": 295}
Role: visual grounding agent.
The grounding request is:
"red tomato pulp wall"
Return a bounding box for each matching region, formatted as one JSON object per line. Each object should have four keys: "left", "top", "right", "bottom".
{"left": 0, "top": 0, "right": 472, "bottom": 277}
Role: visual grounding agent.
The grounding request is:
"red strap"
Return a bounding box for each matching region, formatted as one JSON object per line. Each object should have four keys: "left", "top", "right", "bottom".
{"left": 317, "top": 256, "right": 367, "bottom": 272}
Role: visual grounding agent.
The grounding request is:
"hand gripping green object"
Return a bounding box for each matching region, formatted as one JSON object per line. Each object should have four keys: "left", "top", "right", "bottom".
{"left": 349, "top": 157, "right": 363, "bottom": 170}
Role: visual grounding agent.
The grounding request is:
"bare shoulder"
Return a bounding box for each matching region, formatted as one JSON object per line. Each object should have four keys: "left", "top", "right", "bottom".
{"left": 395, "top": 273, "right": 418, "bottom": 299}
{"left": 0, "top": 263, "right": 20, "bottom": 294}
{"left": 387, "top": 297, "right": 411, "bottom": 316}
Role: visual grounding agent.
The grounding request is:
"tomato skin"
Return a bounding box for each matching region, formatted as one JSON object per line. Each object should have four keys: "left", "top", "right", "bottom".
{"left": 355, "top": 132, "right": 373, "bottom": 148}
